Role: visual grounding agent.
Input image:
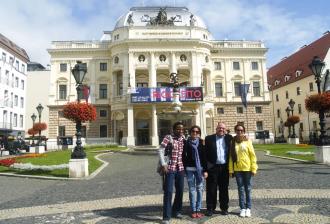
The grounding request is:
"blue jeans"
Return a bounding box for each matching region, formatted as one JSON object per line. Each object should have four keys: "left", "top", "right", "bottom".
{"left": 186, "top": 170, "right": 204, "bottom": 212}
{"left": 163, "top": 170, "right": 184, "bottom": 221}
{"left": 235, "top": 171, "right": 252, "bottom": 209}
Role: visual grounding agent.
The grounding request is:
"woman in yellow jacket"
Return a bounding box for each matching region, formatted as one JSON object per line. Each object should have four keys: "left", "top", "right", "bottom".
{"left": 229, "top": 124, "right": 258, "bottom": 218}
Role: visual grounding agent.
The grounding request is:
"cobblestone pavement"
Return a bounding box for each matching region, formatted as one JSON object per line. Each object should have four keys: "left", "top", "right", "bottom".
{"left": 0, "top": 150, "right": 329, "bottom": 224}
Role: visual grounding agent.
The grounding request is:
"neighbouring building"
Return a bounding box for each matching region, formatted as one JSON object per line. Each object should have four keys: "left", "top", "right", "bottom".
{"left": 268, "top": 31, "right": 330, "bottom": 143}
{"left": 47, "top": 6, "right": 272, "bottom": 147}
{"left": 25, "top": 62, "right": 50, "bottom": 138}
{"left": 0, "top": 33, "right": 29, "bottom": 138}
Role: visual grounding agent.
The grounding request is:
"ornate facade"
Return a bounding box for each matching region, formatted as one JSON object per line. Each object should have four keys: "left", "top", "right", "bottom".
{"left": 48, "top": 7, "right": 272, "bottom": 147}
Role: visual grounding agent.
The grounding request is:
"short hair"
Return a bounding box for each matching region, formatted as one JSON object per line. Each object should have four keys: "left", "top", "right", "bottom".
{"left": 173, "top": 121, "right": 184, "bottom": 130}
{"left": 189, "top": 125, "right": 201, "bottom": 134}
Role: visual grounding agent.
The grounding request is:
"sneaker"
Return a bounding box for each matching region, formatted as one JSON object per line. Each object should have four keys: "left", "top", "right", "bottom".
{"left": 162, "top": 220, "right": 170, "bottom": 224}
{"left": 206, "top": 210, "right": 213, "bottom": 216}
{"left": 221, "top": 210, "right": 229, "bottom": 215}
{"left": 191, "top": 213, "right": 198, "bottom": 218}
{"left": 245, "top": 208, "right": 251, "bottom": 217}
{"left": 239, "top": 209, "right": 246, "bottom": 217}
{"left": 173, "top": 213, "right": 183, "bottom": 219}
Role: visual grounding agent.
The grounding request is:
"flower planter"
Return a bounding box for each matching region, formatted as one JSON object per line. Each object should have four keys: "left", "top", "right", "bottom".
{"left": 287, "top": 137, "right": 299, "bottom": 144}
{"left": 36, "top": 146, "right": 45, "bottom": 154}
{"left": 69, "top": 158, "right": 89, "bottom": 178}
{"left": 315, "top": 146, "right": 330, "bottom": 165}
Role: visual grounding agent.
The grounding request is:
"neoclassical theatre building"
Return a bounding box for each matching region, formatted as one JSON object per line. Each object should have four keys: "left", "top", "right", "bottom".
{"left": 47, "top": 6, "right": 272, "bottom": 147}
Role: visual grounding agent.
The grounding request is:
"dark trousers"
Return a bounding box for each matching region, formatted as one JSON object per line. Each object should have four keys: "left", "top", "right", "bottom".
{"left": 163, "top": 170, "right": 184, "bottom": 221}
{"left": 206, "top": 164, "right": 229, "bottom": 211}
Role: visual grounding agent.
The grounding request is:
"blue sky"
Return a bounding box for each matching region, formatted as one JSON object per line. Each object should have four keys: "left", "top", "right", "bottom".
{"left": 0, "top": 0, "right": 329, "bottom": 68}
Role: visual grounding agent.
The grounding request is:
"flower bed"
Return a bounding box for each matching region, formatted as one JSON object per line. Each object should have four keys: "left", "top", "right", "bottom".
{"left": 11, "top": 163, "right": 68, "bottom": 171}
{"left": 0, "top": 158, "right": 16, "bottom": 167}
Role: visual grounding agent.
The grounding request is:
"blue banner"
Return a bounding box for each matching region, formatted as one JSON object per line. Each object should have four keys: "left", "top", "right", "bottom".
{"left": 131, "top": 87, "right": 203, "bottom": 103}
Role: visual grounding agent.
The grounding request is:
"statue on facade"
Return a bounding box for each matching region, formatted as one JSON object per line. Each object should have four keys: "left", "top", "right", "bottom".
{"left": 190, "top": 14, "right": 196, "bottom": 26}
{"left": 127, "top": 13, "right": 134, "bottom": 25}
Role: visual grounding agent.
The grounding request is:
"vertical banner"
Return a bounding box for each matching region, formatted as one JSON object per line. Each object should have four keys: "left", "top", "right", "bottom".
{"left": 240, "top": 83, "right": 250, "bottom": 108}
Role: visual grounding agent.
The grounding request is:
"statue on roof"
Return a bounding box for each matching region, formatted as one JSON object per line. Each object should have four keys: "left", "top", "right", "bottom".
{"left": 148, "top": 8, "right": 174, "bottom": 26}
{"left": 127, "top": 13, "right": 134, "bottom": 25}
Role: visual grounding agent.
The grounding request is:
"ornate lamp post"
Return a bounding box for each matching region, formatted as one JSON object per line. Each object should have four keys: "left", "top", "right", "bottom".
{"left": 309, "top": 56, "right": 330, "bottom": 145}
{"left": 285, "top": 106, "right": 292, "bottom": 138}
{"left": 288, "top": 99, "right": 297, "bottom": 138}
{"left": 36, "top": 104, "right": 44, "bottom": 143}
{"left": 31, "top": 113, "right": 36, "bottom": 146}
{"left": 71, "top": 61, "right": 87, "bottom": 159}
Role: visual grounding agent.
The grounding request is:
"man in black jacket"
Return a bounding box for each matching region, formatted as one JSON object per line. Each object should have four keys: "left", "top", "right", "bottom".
{"left": 205, "top": 122, "right": 233, "bottom": 216}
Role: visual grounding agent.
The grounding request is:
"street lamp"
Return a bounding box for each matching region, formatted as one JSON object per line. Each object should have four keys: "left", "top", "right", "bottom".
{"left": 71, "top": 61, "right": 87, "bottom": 159}
{"left": 31, "top": 113, "right": 37, "bottom": 146}
{"left": 288, "top": 99, "right": 297, "bottom": 138}
{"left": 309, "top": 56, "right": 330, "bottom": 145}
{"left": 36, "top": 103, "right": 44, "bottom": 145}
{"left": 285, "top": 106, "right": 292, "bottom": 138}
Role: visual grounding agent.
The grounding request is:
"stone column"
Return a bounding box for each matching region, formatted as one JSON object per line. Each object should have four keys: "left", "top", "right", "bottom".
{"left": 199, "top": 102, "right": 207, "bottom": 138}
{"left": 128, "top": 52, "right": 135, "bottom": 89}
{"left": 125, "top": 106, "right": 135, "bottom": 146}
{"left": 123, "top": 54, "right": 129, "bottom": 95}
{"left": 191, "top": 52, "right": 201, "bottom": 86}
{"left": 149, "top": 52, "right": 157, "bottom": 87}
{"left": 151, "top": 105, "right": 159, "bottom": 146}
{"left": 170, "top": 52, "right": 177, "bottom": 74}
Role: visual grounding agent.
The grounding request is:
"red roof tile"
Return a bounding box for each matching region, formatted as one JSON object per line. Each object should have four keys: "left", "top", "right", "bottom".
{"left": 268, "top": 32, "right": 330, "bottom": 90}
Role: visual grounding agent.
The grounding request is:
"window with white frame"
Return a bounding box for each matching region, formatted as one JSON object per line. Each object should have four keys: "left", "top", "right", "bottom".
{"left": 21, "top": 80, "right": 24, "bottom": 90}
{"left": 255, "top": 106, "right": 262, "bottom": 113}
{"left": 15, "top": 77, "right": 19, "bottom": 87}
{"left": 14, "top": 95, "right": 18, "bottom": 106}
{"left": 21, "top": 64, "right": 25, "bottom": 73}
{"left": 20, "top": 97, "right": 24, "bottom": 108}
{"left": 15, "top": 61, "right": 19, "bottom": 70}
{"left": 214, "top": 62, "right": 221, "bottom": 70}
{"left": 215, "top": 82, "right": 223, "bottom": 97}
{"left": 298, "top": 104, "right": 302, "bottom": 114}
{"left": 58, "top": 126, "right": 65, "bottom": 136}
{"left": 309, "top": 82, "right": 314, "bottom": 91}
{"left": 99, "top": 84, "right": 108, "bottom": 99}
{"left": 59, "top": 84, "right": 67, "bottom": 100}
{"left": 100, "top": 109, "right": 107, "bottom": 117}
{"left": 233, "top": 61, "right": 240, "bottom": 70}
{"left": 60, "top": 63, "right": 67, "bottom": 72}
{"left": 234, "top": 82, "right": 242, "bottom": 96}
{"left": 19, "top": 115, "right": 23, "bottom": 127}
{"left": 237, "top": 107, "right": 243, "bottom": 114}
{"left": 13, "top": 114, "right": 17, "bottom": 127}
{"left": 100, "top": 62, "right": 107, "bottom": 71}
{"left": 253, "top": 81, "right": 261, "bottom": 96}
{"left": 251, "top": 62, "right": 258, "bottom": 70}
{"left": 217, "top": 107, "right": 224, "bottom": 114}
{"left": 2, "top": 52, "right": 6, "bottom": 62}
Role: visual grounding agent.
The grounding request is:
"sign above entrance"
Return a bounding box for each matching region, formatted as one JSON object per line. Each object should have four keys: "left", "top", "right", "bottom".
{"left": 131, "top": 87, "right": 203, "bottom": 103}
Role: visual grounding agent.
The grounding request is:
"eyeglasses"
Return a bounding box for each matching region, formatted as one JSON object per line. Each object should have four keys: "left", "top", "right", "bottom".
{"left": 191, "top": 130, "right": 200, "bottom": 133}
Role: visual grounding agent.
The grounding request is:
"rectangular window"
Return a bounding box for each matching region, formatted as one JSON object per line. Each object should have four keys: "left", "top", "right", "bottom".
{"left": 136, "top": 82, "right": 148, "bottom": 87}
{"left": 19, "top": 115, "right": 23, "bottom": 127}
{"left": 58, "top": 111, "right": 64, "bottom": 117}
{"left": 276, "top": 94, "right": 279, "bottom": 101}
{"left": 233, "top": 61, "right": 240, "bottom": 70}
{"left": 9, "top": 57, "right": 14, "bottom": 64}
{"left": 255, "top": 106, "right": 262, "bottom": 113}
{"left": 298, "top": 104, "right": 302, "bottom": 114}
{"left": 14, "top": 95, "right": 18, "bottom": 106}
{"left": 234, "top": 82, "right": 241, "bottom": 96}
{"left": 286, "top": 91, "right": 289, "bottom": 99}
{"left": 277, "top": 109, "right": 281, "bottom": 118}
{"left": 217, "top": 107, "right": 224, "bottom": 114}
{"left": 21, "top": 64, "right": 25, "bottom": 73}
{"left": 100, "top": 109, "right": 107, "bottom": 117}
{"left": 313, "top": 121, "right": 317, "bottom": 130}
{"left": 59, "top": 85, "right": 67, "bottom": 100}
{"left": 15, "top": 61, "right": 19, "bottom": 70}
{"left": 81, "top": 126, "right": 86, "bottom": 138}
{"left": 13, "top": 114, "right": 17, "bottom": 127}
{"left": 214, "top": 62, "right": 221, "bottom": 70}
{"left": 253, "top": 81, "right": 261, "bottom": 96}
{"left": 309, "top": 82, "right": 314, "bottom": 91}
{"left": 99, "top": 84, "right": 108, "bottom": 99}
{"left": 100, "top": 125, "right": 107, "bottom": 138}
{"left": 60, "top": 63, "right": 67, "bottom": 72}
{"left": 215, "top": 82, "right": 223, "bottom": 97}
{"left": 297, "top": 87, "right": 301, "bottom": 95}
{"left": 118, "top": 83, "right": 123, "bottom": 95}
{"left": 15, "top": 77, "right": 19, "bottom": 87}
{"left": 100, "top": 63, "right": 107, "bottom": 71}
{"left": 237, "top": 107, "right": 243, "bottom": 114}
{"left": 2, "top": 52, "right": 6, "bottom": 62}
{"left": 58, "top": 126, "right": 65, "bottom": 136}
{"left": 21, "top": 80, "right": 24, "bottom": 90}
{"left": 299, "top": 123, "right": 304, "bottom": 131}
{"left": 20, "top": 97, "right": 24, "bottom": 108}
{"left": 256, "top": 121, "right": 263, "bottom": 131}
{"left": 251, "top": 62, "right": 258, "bottom": 70}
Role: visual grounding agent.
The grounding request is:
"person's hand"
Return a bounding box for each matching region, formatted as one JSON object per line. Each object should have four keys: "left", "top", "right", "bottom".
{"left": 203, "top": 172, "right": 208, "bottom": 179}
{"left": 251, "top": 172, "right": 256, "bottom": 176}
{"left": 161, "top": 165, "right": 168, "bottom": 174}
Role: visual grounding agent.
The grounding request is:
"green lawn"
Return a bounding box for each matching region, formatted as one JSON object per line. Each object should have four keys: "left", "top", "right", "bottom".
{"left": 0, "top": 146, "right": 126, "bottom": 178}
{"left": 254, "top": 144, "right": 315, "bottom": 162}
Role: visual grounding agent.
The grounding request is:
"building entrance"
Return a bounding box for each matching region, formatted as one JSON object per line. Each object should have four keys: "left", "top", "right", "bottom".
{"left": 136, "top": 120, "right": 150, "bottom": 145}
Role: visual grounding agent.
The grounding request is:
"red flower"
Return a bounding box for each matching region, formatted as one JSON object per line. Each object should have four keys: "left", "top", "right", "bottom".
{"left": 0, "top": 158, "right": 16, "bottom": 167}
{"left": 63, "top": 102, "right": 96, "bottom": 123}
{"left": 28, "top": 128, "right": 38, "bottom": 135}
{"left": 305, "top": 92, "right": 330, "bottom": 113}
{"left": 287, "top": 115, "right": 300, "bottom": 124}
{"left": 33, "top": 122, "right": 47, "bottom": 131}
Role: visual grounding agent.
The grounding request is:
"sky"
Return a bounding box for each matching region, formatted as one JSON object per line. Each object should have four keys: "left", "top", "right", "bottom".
{"left": 0, "top": 0, "right": 329, "bottom": 68}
